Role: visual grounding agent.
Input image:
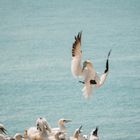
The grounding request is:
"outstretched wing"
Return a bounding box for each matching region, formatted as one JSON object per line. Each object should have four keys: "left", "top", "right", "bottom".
{"left": 96, "top": 49, "right": 111, "bottom": 88}
{"left": 71, "top": 31, "right": 83, "bottom": 78}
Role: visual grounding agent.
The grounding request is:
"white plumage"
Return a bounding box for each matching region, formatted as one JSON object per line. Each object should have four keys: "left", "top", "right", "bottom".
{"left": 27, "top": 117, "right": 51, "bottom": 140}
{"left": 71, "top": 32, "right": 111, "bottom": 98}
{"left": 52, "top": 119, "right": 71, "bottom": 133}
{"left": 70, "top": 126, "right": 85, "bottom": 140}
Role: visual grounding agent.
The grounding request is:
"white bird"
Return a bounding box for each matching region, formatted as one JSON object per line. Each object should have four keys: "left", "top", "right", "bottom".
{"left": 27, "top": 117, "right": 51, "bottom": 140}
{"left": 70, "top": 126, "right": 85, "bottom": 140}
{"left": 14, "top": 133, "right": 24, "bottom": 140}
{"left": 49, "top": 131, "right": 66, "bottom": 140}
{"left": 52, "top": 119, "right": 71, "bottom": 134}
{"left": 71, "top": 31, "right": 112, "bottom": 98}
{"left": 0, "top": 133, "right": 23, "bottom": 140}
{"left": 89, "top": 127, "right": 99, "bottom": 140}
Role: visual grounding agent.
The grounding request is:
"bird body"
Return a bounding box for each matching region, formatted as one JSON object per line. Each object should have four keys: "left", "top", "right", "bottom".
{"left": 27, "top": 117, "right": 51, "bottom": 140}
{"left": 71, "top": 32, "right": 111, "bottom": 98}
{"left": 70, "top": 126, "right": 85, "bottom": 140}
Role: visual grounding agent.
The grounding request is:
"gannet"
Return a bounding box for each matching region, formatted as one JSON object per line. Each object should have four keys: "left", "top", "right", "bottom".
{"left": 14, "top": 133, "right": 24, "bottom": 140}
{"left": 27, "top": 117, "right": 51, "bottom": 140}
{"left": 0, "top": 133, "right": 23, "bottom": 140}
{"left": 49, "top": 131, "right": 66, "bottom": 140}
{"left": 70, "top": 126, "right": 85, "bottom": 140}
{"left": 71, "top": 31, "right": 112, "bottom": 98}
{"left": 89, "top": 127, "right": 99, "bottom": 140}
{"left": 23, "top": 130, "right": 28, "bottom": 140}
{"left": 52, "top": 119, "right": 71, "bottom": 133}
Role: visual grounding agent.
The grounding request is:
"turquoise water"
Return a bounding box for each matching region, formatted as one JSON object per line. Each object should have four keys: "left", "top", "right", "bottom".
{"left": 0, "top": 0, "right": 140, "bottom": 139}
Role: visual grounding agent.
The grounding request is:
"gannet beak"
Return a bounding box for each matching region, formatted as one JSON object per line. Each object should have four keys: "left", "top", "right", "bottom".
{"left": 64, "top": 119, "right": 72, "bottom": 123}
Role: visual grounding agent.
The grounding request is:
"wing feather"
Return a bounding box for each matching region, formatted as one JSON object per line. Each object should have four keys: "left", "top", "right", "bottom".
{"left": 71, "top": 32, "right": 83, "bottom": 78}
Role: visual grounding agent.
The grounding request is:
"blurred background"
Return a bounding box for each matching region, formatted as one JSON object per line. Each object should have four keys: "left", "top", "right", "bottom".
{"left": 0, "top": 0, "right": 140, "bottom": 139}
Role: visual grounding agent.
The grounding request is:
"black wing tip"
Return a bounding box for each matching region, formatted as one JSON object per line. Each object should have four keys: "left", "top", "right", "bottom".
{"left": 72, "top": 31, "right": 82, "bottom": 57}
{"left": 107, "top": 49, "right": 112, "bottom": 59}
{"left": 76, "top": 31, "right": 82, "bottom": 42}
{"left": 92, "top": 126, "right": 98, "bottom": 136}
{"left": 1, "top": 128, "right": 7, "bottom": 134}
{"left": 74, "top": 31, "right": 82, "bottom": 42}
{"left": 78, "top": 125, "right": 83, "bottom": 133}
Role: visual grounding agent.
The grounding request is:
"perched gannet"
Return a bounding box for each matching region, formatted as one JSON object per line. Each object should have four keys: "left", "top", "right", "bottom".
{"left": 71, "top": 31, "right": 112, "bottom": 98}
{"left": 27, "top": 117, "right": 51, "bottom": 140}
{"left": 52, "top": 119, "right": 71, "bottom": 133}
{"left": 23, "top": 130, "right": 28, "bottom": 140}
{"left": 0, "top": 133, "right": 23, "bottom": 140}
{"left": 14, "top": 133, "right": 24, "bottom": 140}
{"left": 89, "top": 127, "right": 99, "bottom": 140}
{"left": 70, "top": 126, "right": 85, "bottom": 140}
{"left": 0, "top": 123, "right": 7, "bottom": 135}
{"left": 49, "top": 131, "right": 66, "bottom": 140}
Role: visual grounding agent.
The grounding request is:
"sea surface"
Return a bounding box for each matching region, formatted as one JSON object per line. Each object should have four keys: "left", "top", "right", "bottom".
{"left": 0, "top": 0, "right": 140, "bottom": 140}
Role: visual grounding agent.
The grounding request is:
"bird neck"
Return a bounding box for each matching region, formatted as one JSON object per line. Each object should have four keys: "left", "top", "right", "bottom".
{"left": 59, "top": 125, "right": 66, "bottom": 131}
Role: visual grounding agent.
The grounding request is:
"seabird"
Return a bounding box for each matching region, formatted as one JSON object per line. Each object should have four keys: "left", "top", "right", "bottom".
{"left": 89, "top": 127, "right": 99, "bottom": 140}
{"left": 14, "top": 133, "right": 24, "bottom": 140}
{"left": 70, "top": 125, "right": 85, "bottom": 140}
{"left": 49, "top": 131, "right": 66, "bottom": 140}
{"left": 52, "top": 119, "right": 71, "bottom": 133}
{"left": 27, "top": 117, "right": 51, "bottom": 140}
{"left": 71, "top": 32, "right": 112, "bottom": 98}
{"left": 0, "top": 133, "right": 23, "bottom": 140}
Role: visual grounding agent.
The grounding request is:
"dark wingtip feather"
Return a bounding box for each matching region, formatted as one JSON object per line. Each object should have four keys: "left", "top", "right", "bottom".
{"left": 92, "top": 126, "right": 98, "bottom": 136}
{"left": 72, "top": 31, "right": 82, "bottom": 57}
{"left": 1, "top": 127, "right": 7, "bottom": 134}
{"left": 107, "top": 49, "right": 112, "bottom": 59}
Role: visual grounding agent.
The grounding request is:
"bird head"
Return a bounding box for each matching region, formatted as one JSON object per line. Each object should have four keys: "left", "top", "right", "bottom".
{"left": 58, "top": 119, "right": 72, "bottom": 126}
{"left": 36, "top": 117, "right": 51, "bottom": 133}
{"left": 82, "top": 60, "right": 91, "bottom": 70}
{"left": 14, "top": 133, "right": 24, "bottom": 140}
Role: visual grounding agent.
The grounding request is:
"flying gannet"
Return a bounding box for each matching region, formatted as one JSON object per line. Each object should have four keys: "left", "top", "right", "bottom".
{"left": 49, "top": 131, "right": 66, "bottom": 140}
{"left": 71, "top": 31, "right": 112, "bottom": 98}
